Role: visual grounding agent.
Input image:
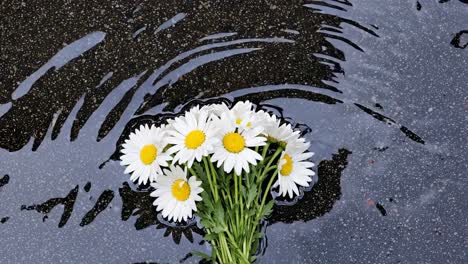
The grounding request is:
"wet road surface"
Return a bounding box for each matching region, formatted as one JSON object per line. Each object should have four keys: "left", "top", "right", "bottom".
{"left": 0, "top": 0, "right": 467, "bottom": 263}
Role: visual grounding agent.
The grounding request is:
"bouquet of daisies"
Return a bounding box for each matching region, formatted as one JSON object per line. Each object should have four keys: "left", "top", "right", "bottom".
{"left": 120, "top": 101, "right": 315, "bottom": 263}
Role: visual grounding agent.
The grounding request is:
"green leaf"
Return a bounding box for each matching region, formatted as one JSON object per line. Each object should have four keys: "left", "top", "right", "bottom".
{"left": 214, "top": 201, "right": 225, "bottom": 224}
{"left": 240, "top": 184, "right": 247, "bottom": 199}
{"left": 201, "top": 192, "right": 214, "bottom": 210}
{"left": 261, "top": 200, "right": 274, "bottom": 218}
{"left": 203, "top": 233, "right": 217, "bottom": 241}
{"left": 248, "top": 208, "right": 257, "bottom": 217}
{"left": 222, "top": 170, "right": 231, "bottom": 186}
{"left": 192, "top": 162, "right": 206, "bottom": 180}
{"left": 200, "top": 218, "right": 213, "bottom": 229}
{"left": 218, "top": 167, "right": 226, "bottom": 178}
{"left": 246, "top": 185, "right": 258, "bottom": 208}
{"left": 211, "top": 225, "right": 226, "bottom": 233}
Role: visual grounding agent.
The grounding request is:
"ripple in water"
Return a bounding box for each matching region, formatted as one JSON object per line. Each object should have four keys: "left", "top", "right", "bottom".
{"left": 1, "top": 0, "right": 466, "bottom": 263}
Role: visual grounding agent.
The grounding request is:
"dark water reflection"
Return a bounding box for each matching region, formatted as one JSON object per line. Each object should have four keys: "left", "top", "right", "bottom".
{"left": 1, "top": 0, "right": 467, "bottom": 263}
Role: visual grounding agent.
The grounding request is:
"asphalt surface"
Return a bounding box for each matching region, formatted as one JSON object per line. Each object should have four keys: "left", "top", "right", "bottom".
{"left": 0, "top": 0, "right": 467, "bottom": 263}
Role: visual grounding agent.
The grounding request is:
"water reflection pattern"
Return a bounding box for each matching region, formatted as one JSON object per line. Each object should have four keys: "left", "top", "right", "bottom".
{"left": 3, "top": 0, "right": 462, "bottom": 262}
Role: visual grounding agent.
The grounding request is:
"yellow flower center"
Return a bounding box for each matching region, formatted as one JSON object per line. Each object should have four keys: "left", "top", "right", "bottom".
{"left": 223, "top": 132, "right": 246, "bottom": 153}
{"left": 185, "top": 130, "right": 206, "bottom": 149}
{"left": 280, "top": 154, "right": 293, "bottom": 176}
{"left": 140, "top": 144, "right": 157, "bottom": 165}
{"left": 236, "top": 118, "right": 252, "bottom": 127}
{"left": 171, "top": 179, "right": 191, "bottom": 201}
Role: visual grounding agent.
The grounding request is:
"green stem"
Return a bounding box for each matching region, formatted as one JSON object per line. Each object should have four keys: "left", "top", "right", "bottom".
{"left": 234, "top": 172, "right": 239, "bottom": 204}
{"left": 208, "top": 159, "right": 219, "bottom": 195}
{"left": 234, "top": 173, "right": 241, "bottom": 237}
{"left": 258, "top": 147, "right": 282, "bottom": 185}
{"left": 238, "top": 173, "right": 244, "bottom": 232}
{"left": 198, "top": 143, "right": 285, "bottom": 264}
{"left": 219, "top": 233, "right": 233, "bottom": 262}
{"left": 203, "top": 157, "right": 218, "bottom": 201}
{"left": 187, "top": 166, "right": 197, "bottom": 177}
{"left": 224, "top": 230, "right": 250, "bottom": 264}
{"left": 261, "top": 143, "right": 270, "bottom": 162}
{"left": 259, "top": 165, "right": 277, "bottom": 182}
{"left": 221, "top": 189, "right": 233, "bottom": 208}
{"left": 264, "top": 148, "right": 283, "bottom": 174}
{"left": 256, "top": 170, "right": 278, "bottom": 221}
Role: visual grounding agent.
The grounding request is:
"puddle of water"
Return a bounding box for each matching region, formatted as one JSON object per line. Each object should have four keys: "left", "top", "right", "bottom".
{"left": 0, "top": 0, "right": 467, "bottom": 263}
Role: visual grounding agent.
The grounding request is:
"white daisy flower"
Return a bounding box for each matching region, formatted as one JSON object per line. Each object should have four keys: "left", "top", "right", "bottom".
{"left": 273, "top": 141, "right": 315, "bottom": 198}
{"left": 231, "top": 101, "right": 256, "bottom": 129}
{"left": 164, "top": 118, "right": 175, "bottom": 128}
{"left": 166, "top": 109, "right": 219, "bottom": 167}
{"left": 202, "top": 101, "right": 269, "bottom": 130}
{"left": 201, "top": 102, "right": 229, "bottom": 118}
{"left": 263, "top": 114, "right": 301, "bottom": 146}
{"left": 206, "top": 101, "right": 267, "bottom": 131}
{"left": 120, "top": 124, "right": 172, "bottom": 185}
{"left": 150, "top": 165, "right": 203, "bottom": 222}
{"left": 183, "top": 105, "right": 202, "bottom": 118}
{"left": 159, "top": 121, "right": 174, "bottom": 139}
{"left": 202, "top": 101, "right": 253, "bottom": 127}
{"left": 232, "top": 100, "right": 254, "bottom": 116}
{"left": 240, "top": 110, "right": 271, "bottom": 131}
{"left": 211, "top": 112, "right": 266, "bottom": 175}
